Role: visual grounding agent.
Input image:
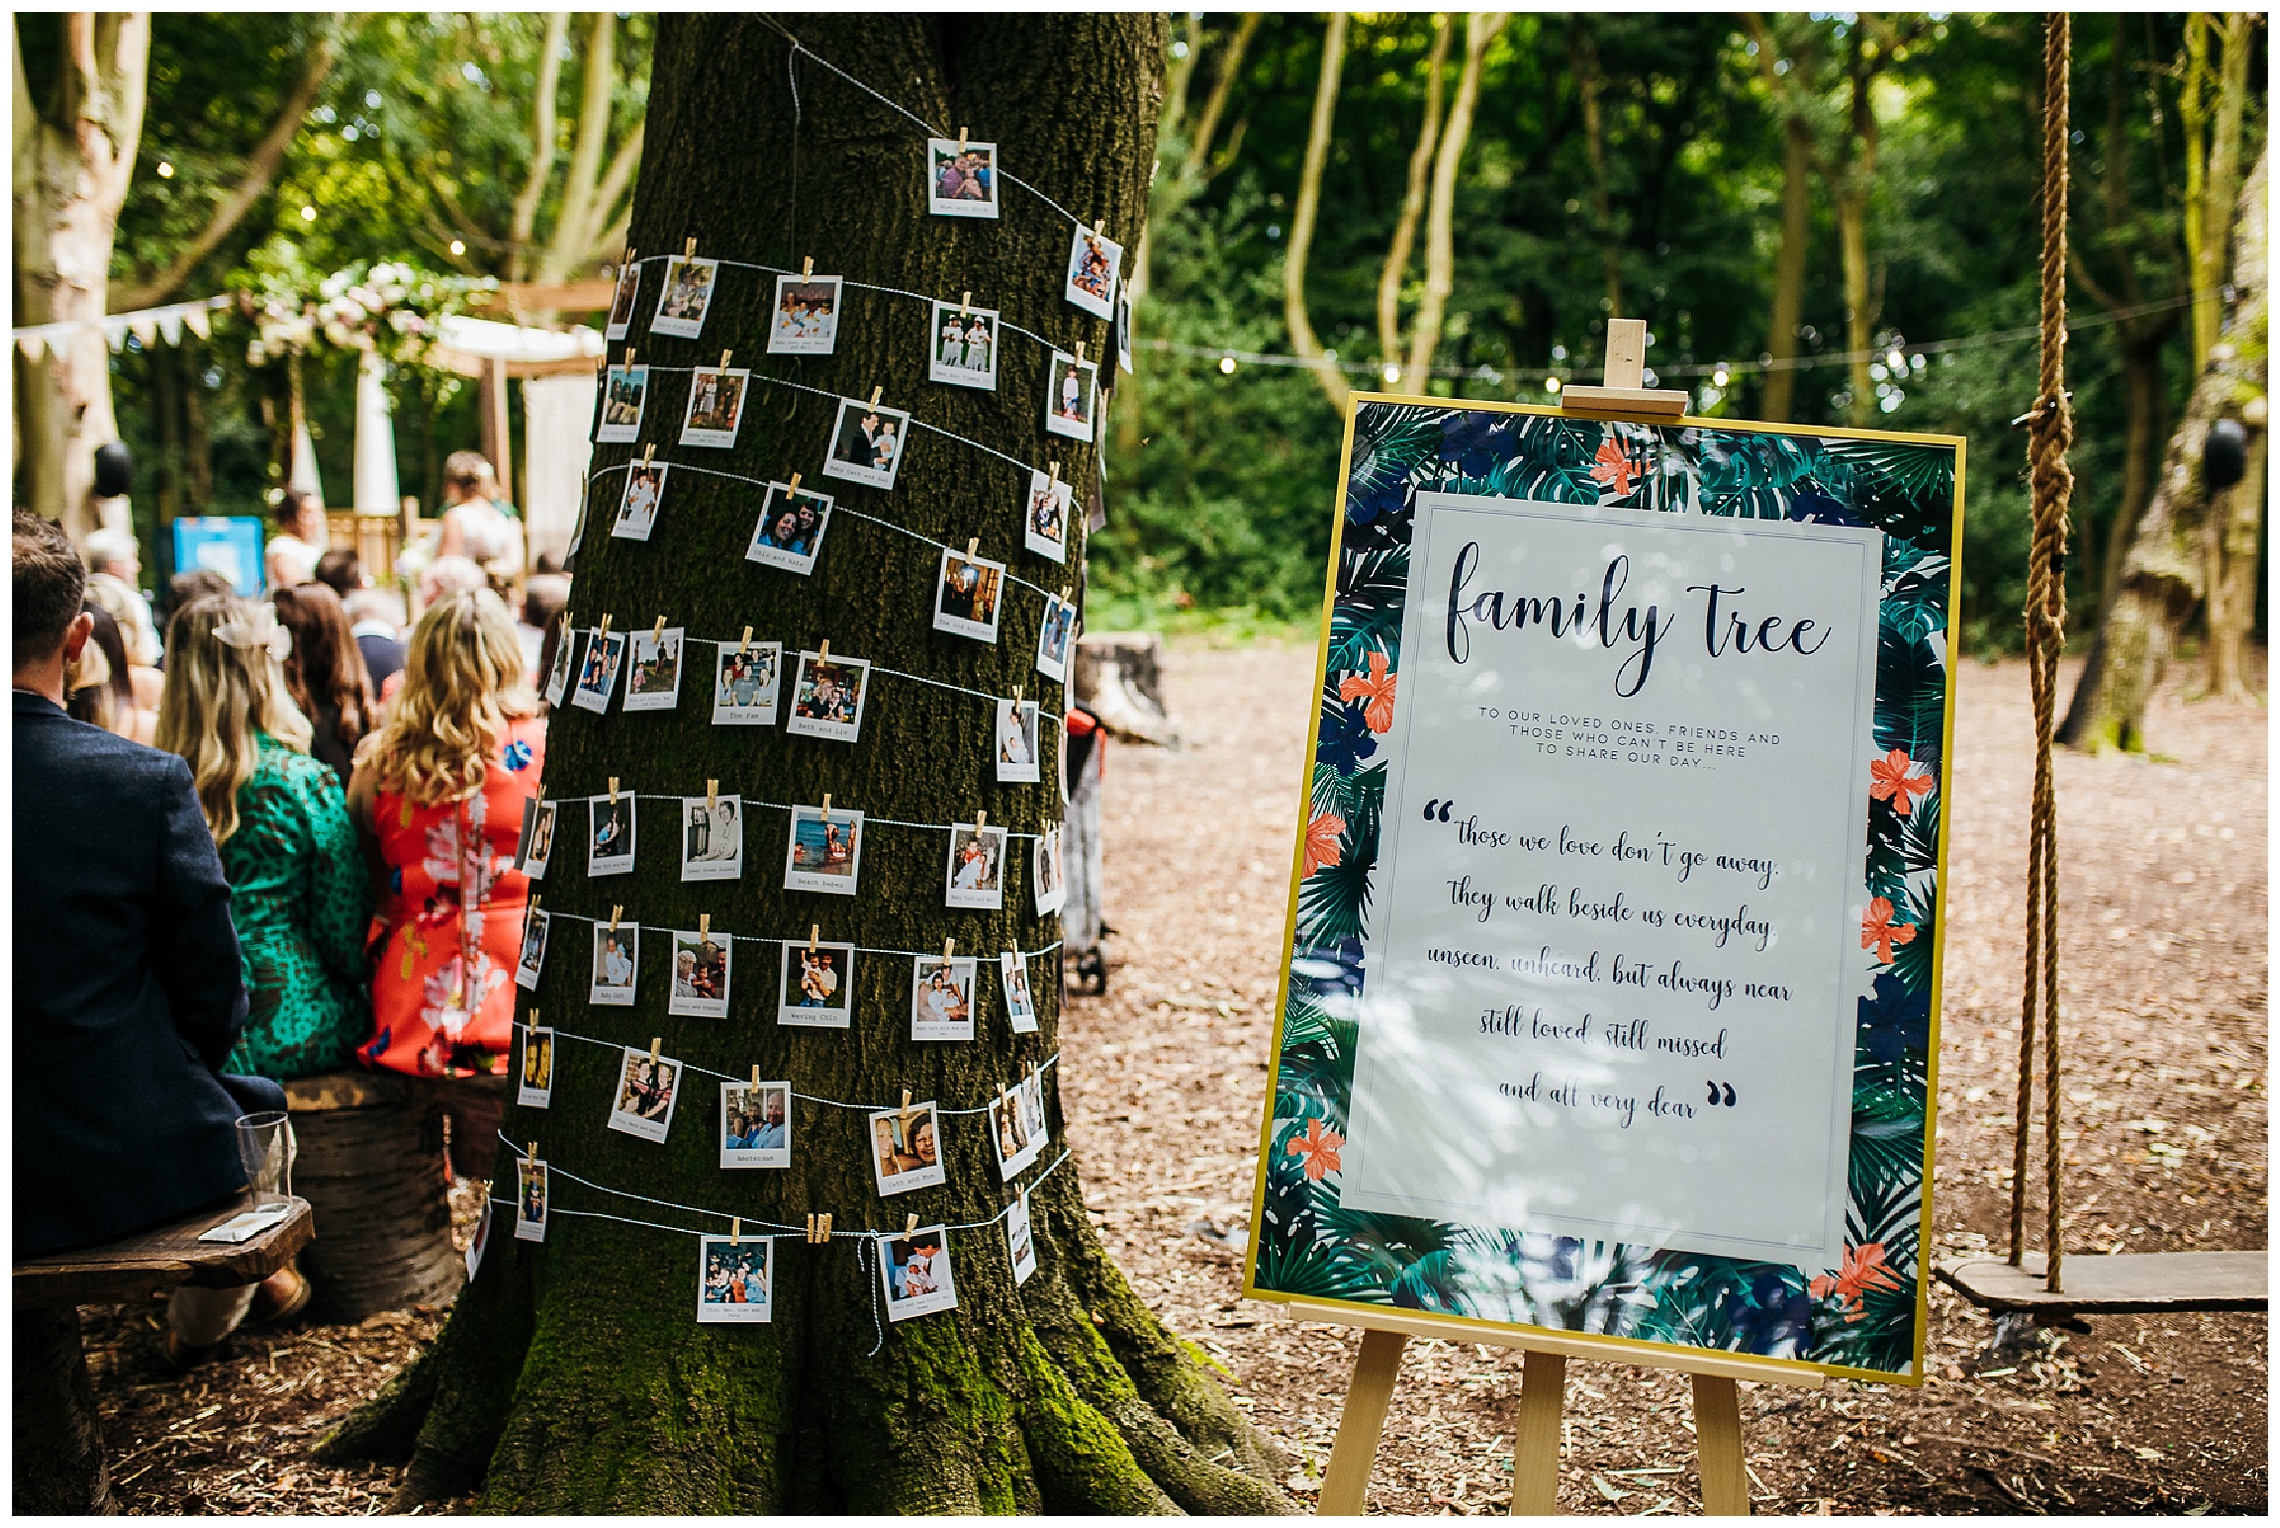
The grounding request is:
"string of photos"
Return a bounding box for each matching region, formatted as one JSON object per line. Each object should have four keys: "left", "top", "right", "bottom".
{"left": 524, "top": 24, "right": 1116, "bottom": 1335}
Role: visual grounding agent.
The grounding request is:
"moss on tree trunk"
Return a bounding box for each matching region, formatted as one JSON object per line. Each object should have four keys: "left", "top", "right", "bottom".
{"left": 320, "top": 15, "right": 1293, "bottom": 1513}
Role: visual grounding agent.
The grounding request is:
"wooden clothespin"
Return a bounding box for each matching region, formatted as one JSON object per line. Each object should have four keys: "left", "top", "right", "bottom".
{"left": 900, "top": 1088, "right": 916, "bottom": 1131}
{"left": 961, "top": 291, "right": 972, "bottom": 314}
{"left": 699, "top": 912, "right": 711, "bottom": 942}
{"left": 598, "top": 613, "right": 613, "bottom": 637}
{"left": 530, "top": 894, "right": 541, "bottom": 915}
{"left": 622, "top": 245, "right": 636, "bottom": 266}
{"left": 817, "top": 639, "right": 830, "bottom": 665}
{"left": 526, "top": 1140, "right": 537, "bottom": 1165}
{"left": 868, "top": 386, "right": 883, "bottom": 409}
{"left": 975, "top": 809, "right": 987, "bottom": 833}
{"left": 751, "top": 1063, "right": 761, "bottom": 1088}
{"left": 608, "top": 776, "right": 620, "bottom": 803}
{"left": 957, "top": 126, "right": 968, "bottom": 155}
{"left": 731, "top": 1217, "right": 741, "bottom": 1246}
{"left": 801, "top": 255, "right": 814, "bottom": 277}
{"left": 966, "top": 537, "right": 979, "bottom": 560}
{"left": 942, "top": 937, "right": 956, "bottom": 963}
{"left": 809, "top": 924, "right": 819, "bottom": 953}
{"left": 652, "top": 616, "right": 667, "bottom": 646}
{"left": 642, "top": 442, "right": 654, "bottom": 466}
{"left": 905, "top": 1214, "right": 919, "bottom": 1238}
{"left": 738, "top": 626, "right": 752, "bottom": 654}
{"left": 684, "top": 236, "right": 698, "bottom": 258}
{"left": 706, "top": 778, "right": 719, "bottom": 810}
{"left": 786, "top": 472, "right": 802, "bottom": 497}
{"left": 1049, "top": 461, "right": 1060, "bottom": 487}
{"left": 820, "top": 794, "right": 832, "bottom": 822}
{"left": 622, "top": 348, "right": 636, "bottom": 370}
{"left": 610, "top": 904, "right": 623, "bottom": 931}
{"left": 1076, "top": 341, "right": 1086, "bottom": 366}
{"left": 718, "top": 349, "right": 734, "bottom": 371}
{"left": 649, "top": 1036, "right": 661, "bottom": 1064}
{"left": 805, "top": 1212, "right": 832, "bottom": 1243}
{"left": 1012, "top": 686, "right": 1022, "bottom": 707}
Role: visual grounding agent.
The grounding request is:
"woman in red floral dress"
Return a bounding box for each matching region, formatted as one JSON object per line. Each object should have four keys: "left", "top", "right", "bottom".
{"left": 349, "top": 589, "right": 544, "bottom": 1088}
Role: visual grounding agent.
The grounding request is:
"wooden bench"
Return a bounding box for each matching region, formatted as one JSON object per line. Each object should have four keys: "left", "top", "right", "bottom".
{"left": 285, "top": 1071, "right": 501, "bottom": 1323}
{"left": 13, "top": 1195, "right": 314, "bottom": 1513}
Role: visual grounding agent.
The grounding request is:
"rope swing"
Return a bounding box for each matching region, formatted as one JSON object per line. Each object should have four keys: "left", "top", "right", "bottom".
{"left": 2012, "top": 10, "right": 2073, "bottom": 1294}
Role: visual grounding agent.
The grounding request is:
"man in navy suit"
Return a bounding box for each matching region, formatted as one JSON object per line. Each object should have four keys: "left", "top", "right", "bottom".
{"left": 13, "top": 510, "right": 285, "bottom": 1363}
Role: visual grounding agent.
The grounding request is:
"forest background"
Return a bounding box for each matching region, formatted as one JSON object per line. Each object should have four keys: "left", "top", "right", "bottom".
{"left": 14, "top": 11, "right": 2269, "bottom": 657}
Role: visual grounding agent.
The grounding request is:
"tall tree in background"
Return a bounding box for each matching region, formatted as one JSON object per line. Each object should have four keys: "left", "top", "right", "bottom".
{"left": 13, "top": 11, "right": 149, "bottom": 539}
{"left": 319, "top": 16, "right": 1292, "bottom": 1512}
{"left": 2176, "top": 13, "right": 2263, "bottom": 373}
{"left": 2060, "top": 147, "right": 2268, "bottom": 749}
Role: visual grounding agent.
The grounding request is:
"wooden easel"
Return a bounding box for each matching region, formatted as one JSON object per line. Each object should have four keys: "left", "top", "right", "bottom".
{"left": 1300, "top": 1302, "right": 1819, "bottom": 1516}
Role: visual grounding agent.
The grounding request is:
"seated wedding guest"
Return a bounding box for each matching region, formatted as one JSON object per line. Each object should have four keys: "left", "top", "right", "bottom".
{"left": 266, "top": 487, "right": 329, "bottom": 592}
{"left": 83, "top": 525, "right": 164, "bottom": 667}
{"left": 13, "top": 511, "right": 294, "bottom": 1365}
{"left": 314, "top": 546, "right": 366, "bottom": 600}
{"left": 270, "top": 583, "right": 376, "bottom": 786}
{"left": 436, "top": 451, "right": 524, "bottom": 585}
{"left": 344, "top": 585, "right": 409, "bottom": 692}
{"left": 160, "top": 594, "right": 371, "bottom": 1091}
{"left": 66, "top": 601, "right": 157, "bottom": 745}
{"left": 350, "top": 589, "right": 543, "bottom": 1177}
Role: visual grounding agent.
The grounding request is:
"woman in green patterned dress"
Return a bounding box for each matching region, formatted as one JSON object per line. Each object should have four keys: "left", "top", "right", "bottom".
{"left": 157, "top": 596, "right": 373, "bottom": 1081}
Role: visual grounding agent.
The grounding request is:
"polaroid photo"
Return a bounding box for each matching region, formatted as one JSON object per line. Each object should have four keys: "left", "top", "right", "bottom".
{"left": 680, "top": 366, "right": 750, "bottom": 449}
{"left": 822, "top": 396, "right": 912, "bottom": 491}
{"left": 1033, "top": 826, "right": 1067, "bottom": 915}
{"left": 745, "top": 480, "right": 835, "bottom": 575}
{"left": 1023, "top": 469, "right": 1072, "bottom": 563}
{"left": 721, "top": 1080, "right": 791, "bottom": 1170}
{"left": 513, "top": 1158, "right": 548, "bottom": 1242}
{"left": 996, "top": 698, "right": 1042, "bottom": 784}
{"left": 613, "top": 459, "right": 667, "bottom": 542}
{"left": 910, "top": 954, "right": 978, "bottom": 1041}
{"left": 1018, "top": 1071, "right": 1048, "bottom": 1145}
{"left": 542, "top": 626, "right": 579, "bottom": 707}
{"left": 604, "top": 261, "right": 643, "bottom": 340}
{"left": 515, "top": 909, "right": 550, "bottom": 992}
{"left": 667, "top": 928, "right": 732, "bottom": 1020}
{"left": 990, "top": 1083, "right": 1043, "bottom": 1180}
{"left": 595, "top": 362, "right": 649, "bottom": 444}
{"left": 927, "top": 138, "right": 999, "bottom": 219}
{"left": 516, "top": 799, "right": 558, "bottom": 880}
{"left": 933, "top": 547, "right": 1006, "bottom": 644}
{"left": 622, "top": 625, "right": 685, "bottom": 712}
{"left": 1006, "top": 1191, "right": 1038, "bottom": 1285}
{"left": 767, "top": 274, "right": 844, "bottom": 356}
{"left": 928, "top": 300, "right": 1000, "bottom": 391}
{"left": 1000, "top": 950, "right": 1039, "bottom": 1035}
{"left": 784, "top": 650, "right": 871, "bottom": 743}
{"left": 588, "top": 792, "right": 637, "bottom": 877}
{"left": 1115, "top": 292, "right": 1134, "bottom": 374}
{"left": 784, "top": 804, "right": 864, "bottom": 896}
{"left": 650, "top": 255, "right": 720, "bottom": 340}
{"left": 1034, "top": 594, "right": 1077, "bottom": 683}
{"left": 567, "top": 486, "right": 590, "bottom": 560}
{"left": 713, "top": 641, "right": 783, "bottom": 726}
{"left": 571, "top": 628, "right": 627, "bottom": 713}
{"left": 607, "top": 1044, "right": 682, "bottom": 1143}
{"left": 880, "top": 1226, "right": 958, "bottom": 1321}
{"left": 779, "top": 939, "right": 854, "bottom": 1028}
{"left": 1064, "top": 224, "right": 1123, "bottom": 320}
{"left": 868, "top": 1103, "right": 946, "bottom": 1196}
{"left": 517, "top": 1024, "right": 555, "bottom": 1108}
{"left": 1045, "top": 350, "right": 1100, "bottom": 444}
{"left": 945, "top": 822, "right": 1008, "bottom": 911}
{"left": 466, "top": 1198, "right": 494, "bottom": 1278}
{"left": 681, "top": 794, "right": 744, "bottom": 881}
{"left": 697, "top": 1234, "right": 774, "bottom": 1323}
{"left": 590, "top": 922, "right": 639, "bottom": 1006}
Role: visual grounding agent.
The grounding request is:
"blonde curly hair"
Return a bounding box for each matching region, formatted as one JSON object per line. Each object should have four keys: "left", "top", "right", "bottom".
{"left": 156, "top": 597, "right": 314, "bottom": 842}
{"left": 370, "top": 588, "right": 538, "bottom": 806}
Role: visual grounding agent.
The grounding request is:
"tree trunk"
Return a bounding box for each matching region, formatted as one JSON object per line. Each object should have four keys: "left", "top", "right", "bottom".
{"left": 1761, "top": 116, "right": 1813, "bottom": 423}
{"left": 1399, "top": 11, "right": 1503, "bottom": 394}
{"left": 319, "top": 17, "right": 1292, "bottom": 1513}
{"left": 2061, "top": 147, "right": 2268, "bottom": 750}
{"left": 2205, "top": 413, "right": 2267, "bottom": 698}
{"left": 1376, "top": 15, "right": 1449, "bottom": 378}
{"left": 2097, "top": 329, "right": 2168, "bottom": 609}
{"left": 1573, "top": 23, "right": 1621, "bottom": 324}
{"left": 1285, "top": 12, "right": 1351, "bottom": 412}
{"left": 12, "top": 12, "right": 150, "bottom": 542}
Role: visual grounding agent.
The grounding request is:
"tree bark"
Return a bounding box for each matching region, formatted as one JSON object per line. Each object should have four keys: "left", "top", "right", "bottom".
{"left": 1285, "top": 12, "right": 1351, "bottom": 411}
{"left": 319, "top": 17, "right": 1293, "bottom": 1512}
{"left": 1376, "top": 15, "right": 1449, "bottom": 380}
{"left": 1834, "top": 30, "right": 1879, "bottom": 428}
{"left": 506, "top": 11, "right": 570, "bottom": 283}
{"left": 12, "top": 12, "right": 150, "bottom": 541}
{"left": 1399, "top": 11, "right": 1504, "bottom": 394}
{"left": 1573, "top": 22, "right": 1621, "bottom": 326}
{"left": 2061, "top": 147, "right": 2268, "bottom": 749}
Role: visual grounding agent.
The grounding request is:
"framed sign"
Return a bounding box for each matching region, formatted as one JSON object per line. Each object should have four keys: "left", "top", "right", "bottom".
{"left": 1245, "top": 395, "right": 1964, "bottom": 1384}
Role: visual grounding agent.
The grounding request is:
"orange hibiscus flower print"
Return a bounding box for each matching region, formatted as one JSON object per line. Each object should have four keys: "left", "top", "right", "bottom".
{"left": 1809, "top": 1241, "right": 1903, "bottom": 1321}
{"left": 1337, "top": 651, "right": 1398, "bottom": 734}
{"left": 1860, "top": 896, "right": 1918, "bottom": 964}
{"left": 1590, "top": 434, "right": 1643, "bottom": 497}
{"left": 1867, "top": 748, "right": 1934, "bottom": 813}
{"left": 1303, "top": 812, "right": 1346, "bottom": 879}
{"left": 1286, "top": 1117, "right": 1345, "bottom": 1182}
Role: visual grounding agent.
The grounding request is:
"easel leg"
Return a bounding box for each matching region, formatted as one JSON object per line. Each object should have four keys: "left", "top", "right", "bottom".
{"left": 1316, "top": 1328, "right": 1407, "bottom": 1516}
{"left": 1509, "top": 1349, "right": 1566, "bottom": 1515}
{"left": 1690, "top": 1374, "right": 1750, "bottom": 1516}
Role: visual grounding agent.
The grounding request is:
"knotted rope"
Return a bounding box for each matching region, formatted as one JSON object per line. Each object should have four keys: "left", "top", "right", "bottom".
{"left": 2010, "top": 12, "right": 2074, "bottom": 1293}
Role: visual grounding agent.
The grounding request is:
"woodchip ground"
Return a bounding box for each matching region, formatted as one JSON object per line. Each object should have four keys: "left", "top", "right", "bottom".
{"left": 74, "top": 640, "right": 2266, "bottom": 1514}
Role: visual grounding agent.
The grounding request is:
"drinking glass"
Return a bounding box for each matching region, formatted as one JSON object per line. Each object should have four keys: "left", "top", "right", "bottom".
{"left": 235, "top": 1110, "right": 294, "bottom": 1209}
